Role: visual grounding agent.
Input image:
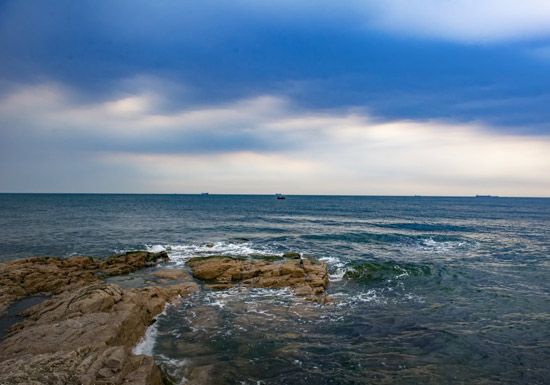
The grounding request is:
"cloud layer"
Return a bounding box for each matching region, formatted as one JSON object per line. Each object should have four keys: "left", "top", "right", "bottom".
{"left": 2, "top": 83, "right": 549, "bottom": 196}
{"left": 1, "top": 2, "right": 550, "bottom": 195}
{"left": 362, "top": 0, "right": 550, "bottom": 43}
{"left": 1, "top": 0, "right": 550, "bottom": 131}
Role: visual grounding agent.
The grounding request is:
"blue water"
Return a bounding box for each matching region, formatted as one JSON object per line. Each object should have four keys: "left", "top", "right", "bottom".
{"left": 1, "top": 194, "right": 549, "bottom": 384}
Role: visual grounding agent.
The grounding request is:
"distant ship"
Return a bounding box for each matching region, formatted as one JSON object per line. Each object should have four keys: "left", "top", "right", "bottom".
{"left": 201, "top": 192, "right": 209, "bottom": 195}
{"left": 476, "top": 195, "right": 498, "bottom": 198}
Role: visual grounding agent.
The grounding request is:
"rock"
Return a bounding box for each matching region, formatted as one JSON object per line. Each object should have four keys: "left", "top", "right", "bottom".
{"left": 0, "top": 347, "right": 163, "bottom": 385}
{"left": 250, "top": 254, "right": 284, "bottom": 262}
{"left": 186, "top": 256, "right": 329, "bottom": 300}
{"left": 0, "top": 281, "right": 198, "bottom": 384}
{"left": 205, "top": 284, "right": 234, "bottom": 291}
{"left": 0, "top": 251, "right": 169, "bottom": 313}
{"left": 0, "top": 250, "right": 332, "bottom": 384}
{"left": 187, "top": 256, "right": 251, "bottom": 282}
{"left": 164, "top": 282, "right": 201, "bottom": 301}
{"left": 0, "top": 251, "right": 195, "bottom": 385}
{"left": 105, "top": 347, "right": 126, "bottom": 369}
{"left": 151, "top": 269, "right": 192, "bottom": 281}
{"left": 283, "top": 252, "right": 301, "bottom": 259}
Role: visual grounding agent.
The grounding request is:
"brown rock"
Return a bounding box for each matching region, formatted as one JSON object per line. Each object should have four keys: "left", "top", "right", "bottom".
{"left": 0, "top": 347, "right": 164, "bottom": 385}
{"left": 0, "top": 250, "right": 195, "bottom": 385}
{"left": 0, "top": 281, "right": 198, "bottom": 385}
{"left": 0, "top": 251, "right": 169, "bottom": 313}
{"left": 186, "top": 256, "right": 329, "bottom": 300}
{"left": 205, "top": 284, "right": 235, "bottom": 291}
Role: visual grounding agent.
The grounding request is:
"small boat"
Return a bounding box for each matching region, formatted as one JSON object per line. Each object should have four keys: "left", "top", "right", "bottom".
{"left": 277, "top": 195, "right": 286, "bottom": 200}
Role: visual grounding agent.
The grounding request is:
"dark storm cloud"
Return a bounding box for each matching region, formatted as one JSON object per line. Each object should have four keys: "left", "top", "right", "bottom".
{"left": 1, "top": 0, "right": 550, "bottom": 132}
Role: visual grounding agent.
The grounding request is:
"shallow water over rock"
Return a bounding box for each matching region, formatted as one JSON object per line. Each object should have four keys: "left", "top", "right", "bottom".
{"left": 0, "top": 295, "right": 49, "bottom": 341}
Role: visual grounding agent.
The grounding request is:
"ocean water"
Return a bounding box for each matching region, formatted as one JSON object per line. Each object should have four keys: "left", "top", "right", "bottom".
{"left": 1, "top": 194, "right": 549, "bottom": 384}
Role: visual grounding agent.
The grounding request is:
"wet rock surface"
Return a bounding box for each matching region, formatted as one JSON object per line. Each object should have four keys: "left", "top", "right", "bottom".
{"left": 186, "top": 256, "right": 329, "bottom": 302}
{"left": 0, "top": 251, "right": 197, "bottom": 385}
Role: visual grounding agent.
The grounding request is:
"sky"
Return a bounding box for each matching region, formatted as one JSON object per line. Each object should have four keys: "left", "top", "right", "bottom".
{"left": 1, "top": 0, "right": 550, "bottom": 196}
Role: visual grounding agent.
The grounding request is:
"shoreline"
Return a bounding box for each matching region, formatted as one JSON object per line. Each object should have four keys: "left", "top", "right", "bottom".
{"left": 0, "top": 251, "right": 329, "bottom": 384}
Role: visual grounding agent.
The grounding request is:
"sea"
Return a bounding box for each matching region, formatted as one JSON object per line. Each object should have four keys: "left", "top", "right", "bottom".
{"left": 0, "top": 194, "right": 549, "bottom": 384}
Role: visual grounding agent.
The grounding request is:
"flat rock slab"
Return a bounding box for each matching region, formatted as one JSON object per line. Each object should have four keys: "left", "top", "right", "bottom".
{"left": 186, "top": 256, "right": 330, "bottom": 302}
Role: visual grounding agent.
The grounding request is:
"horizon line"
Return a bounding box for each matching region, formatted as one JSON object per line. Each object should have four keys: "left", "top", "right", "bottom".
{"left": 1, "top": 192, "right": 549, "bottom": 199}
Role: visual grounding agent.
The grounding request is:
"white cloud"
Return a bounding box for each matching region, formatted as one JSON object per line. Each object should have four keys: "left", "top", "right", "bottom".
{"left": 360, "top": 0, "right": 550, "bottom": 43}
{"left": 241, "top": 0, "right": 550, "bottom": 44}
{"left": 235, "top": 0, "right": 550, "bottom": 43}
{"left": 1, "top": 83, "right": 550, "bottom": 196}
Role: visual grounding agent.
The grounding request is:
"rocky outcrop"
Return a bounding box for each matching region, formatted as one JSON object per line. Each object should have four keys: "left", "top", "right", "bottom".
{"left": 0, "top": 252, "right": 333, "bottom": 384}
{"left": 0, "top": 251, "right": 169, "bottom": 313}
{"left": 0, "top": 251, "right": 196, "bottom": 385}
{"left": 186, "top": 256, "right": 330, "bottom": 302}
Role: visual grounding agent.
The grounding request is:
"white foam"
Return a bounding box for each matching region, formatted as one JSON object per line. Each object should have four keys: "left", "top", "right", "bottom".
{"left": 158, "top": 354, "right": 189, "bottom": 369}
{"left": 329, "top": 269, "right": 346, "bottom": 281}
{"left": 156, "top": 354, "right": 189, "bottom": 384}
{"left": 331, "top": 289, "right": 388, "bottom": 307}
{"left": 145, "top": 241, "right": 279, "bottom": 266}
{"left": 145, "top": 244, "right": 167, "bottom": 253}
{"left": 404, "top": 293, "right": 425, "bottom": 303}
{"left": 319, "top": 256, "right": 340, "bottom": 264}
{"left": 417, "top": 237, "right": 472, "bottom": 253}
{"left": 133, "top": 307, "right": 169, "bottom": 356}
{"left": 319, "top": 255, "right": 347, "bottom": 282}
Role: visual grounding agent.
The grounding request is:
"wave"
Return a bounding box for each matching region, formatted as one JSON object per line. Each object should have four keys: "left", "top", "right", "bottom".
{"left": 318, "top": 255, "right": 347, "bottom": 282}
{"left": 343, "top": 261, "right": 432, "bottom": 284}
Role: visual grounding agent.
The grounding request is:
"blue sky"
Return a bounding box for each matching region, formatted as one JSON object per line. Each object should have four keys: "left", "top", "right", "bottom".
{"left": 1, "top": 0, "right": 550, "bottom": 195}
